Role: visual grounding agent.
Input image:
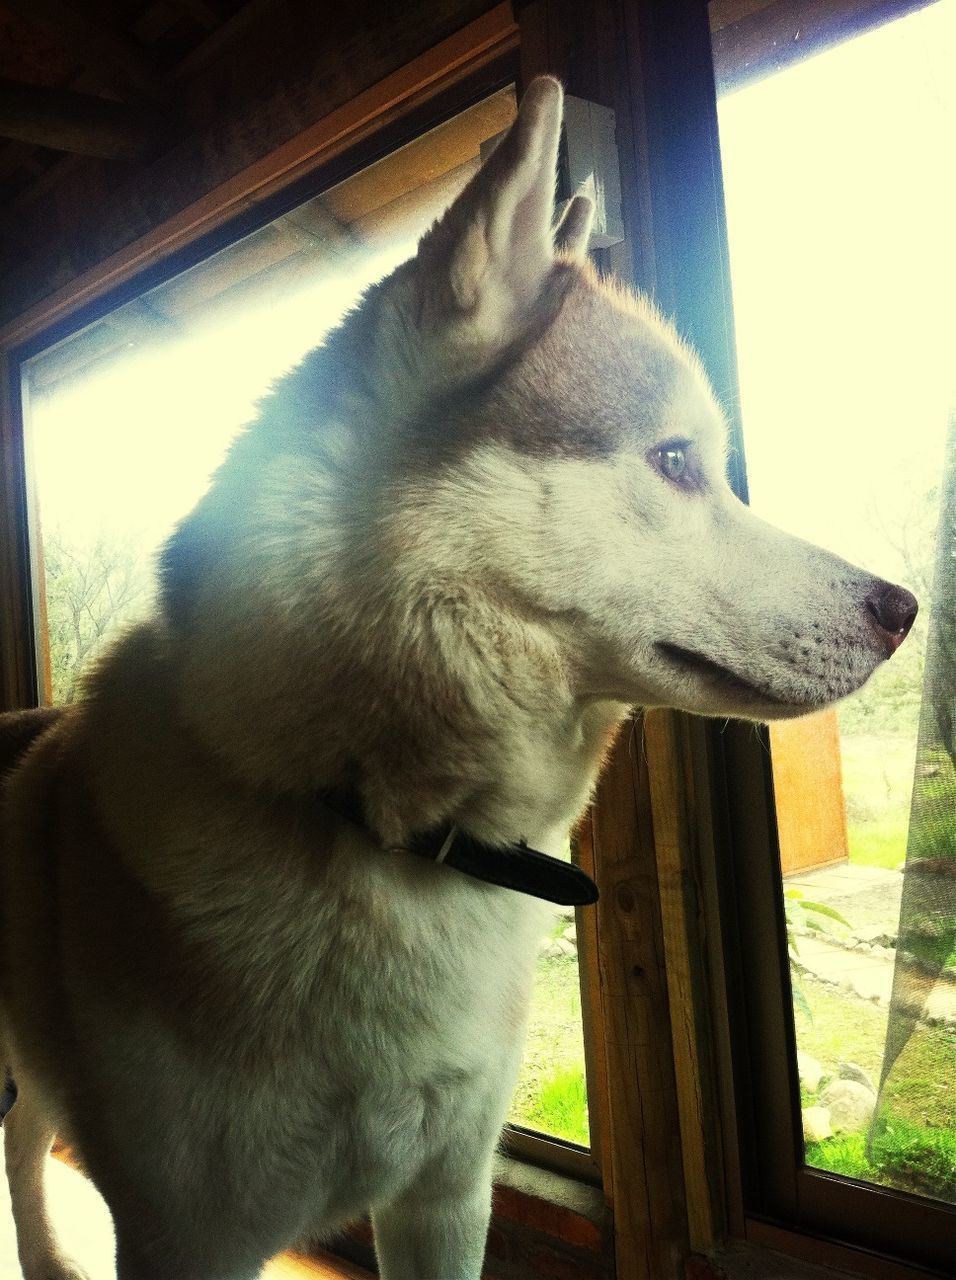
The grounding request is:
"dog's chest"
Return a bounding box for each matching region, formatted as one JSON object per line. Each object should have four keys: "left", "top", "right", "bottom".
{"left": 251, "top": 850, "right": 548, "bottom": 1064}
{"left": 186, "top": 857, "right": 549, "bottom": 1217}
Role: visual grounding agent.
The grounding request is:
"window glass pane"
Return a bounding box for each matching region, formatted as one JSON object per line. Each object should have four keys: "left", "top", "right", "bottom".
{"left": 713, "top": 0, "right": 956, "bottom": 1203}
{"left": 509, "top": 837, "right": 590, "bottom": 1148}
{"left": 21, "top": 83, "right": 591, "bottom": 1151}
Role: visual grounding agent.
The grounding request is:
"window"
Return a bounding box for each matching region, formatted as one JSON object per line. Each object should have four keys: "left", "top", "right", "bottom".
{"left": 23, "top": 89, "right": 517, "bottom": 705}
{"left": 15, "top": 1, "right": 953, "bottom": 1274}
{"left": 703, "top": 0, "right": 956, "bottom": 1268}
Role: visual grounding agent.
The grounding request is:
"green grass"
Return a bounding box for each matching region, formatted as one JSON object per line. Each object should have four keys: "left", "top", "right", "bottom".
{"left": 806, "top": 1116, "right": 956, "bottom": 1202}
{"left": 806, "top": 1131, "right": 872, "bottom": 1179}
{"left": 510, "top": 948, "right": 590, "bottom": 1146}
{"left": 846, "top": 817, "right": 909, "bottom": 869}
{"left": 797, "top": 976, "right": 956, "bottom": 1202}
{"left": 840, "top": 733, "right": 913, "bottom": 869}
{"left": 518, "top": 1065, "right": 589, "bottom": 1147}
{"left": 795, "top": 979, "right": 956, "bottom": 1131}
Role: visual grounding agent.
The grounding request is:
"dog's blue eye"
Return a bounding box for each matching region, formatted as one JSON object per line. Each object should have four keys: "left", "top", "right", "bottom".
{"left": 657, "top": 444, "right": 688, "bottom": 483}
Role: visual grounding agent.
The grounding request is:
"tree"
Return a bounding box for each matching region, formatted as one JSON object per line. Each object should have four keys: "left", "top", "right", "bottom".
{"left": 42, "top": 529, "right": 154, "bottom": 703}
{"left": 838, "top": 481, "right": 938, "bottom": 738}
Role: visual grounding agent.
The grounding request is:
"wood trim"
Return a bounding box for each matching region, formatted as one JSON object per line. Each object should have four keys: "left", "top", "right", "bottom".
{"left": 586, "top": 714, "right": 689, "bottom": 1280}
{"left": 690, "top": 721, "right": 748, "bottom": 1240}
{"left": 644, "top": 709, "right": 723, "bottom": 1253}
{"left": 0, "top": 3, "right": 518, "bottom": 352}
{"left": 574, "top": 810, "right": 616, "bottom": 1201}
{"left": 744, "top": 1219, "right": 951, "bottom": 1280}
{"left": 0, "top": 351, "right": 36, "bottom": 712}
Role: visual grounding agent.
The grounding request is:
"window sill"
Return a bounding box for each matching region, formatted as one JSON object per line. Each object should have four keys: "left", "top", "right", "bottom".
{"left": 689, "top": 1246, "right": 870, "bottom": 1280}
{"left": 323, "top": 1153, "right": 613, "bottom": 1280}
{"left": 692, "top": 1236, "right": 946, "bottom": 1280}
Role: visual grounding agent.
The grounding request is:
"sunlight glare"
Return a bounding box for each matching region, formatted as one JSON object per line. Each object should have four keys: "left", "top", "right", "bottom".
{"left": 716, "top": 0, "right": 956, "bottom": 578}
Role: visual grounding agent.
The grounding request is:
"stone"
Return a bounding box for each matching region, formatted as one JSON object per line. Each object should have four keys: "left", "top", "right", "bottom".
{"left": 541, "top": 937, "right": 577, "bottom": 960}
{"left": 853, "top": 924, "right": 893, "bottom": 946}
{"left": 797, "top": 1050, "right": 826, "bottom": 1093}
{"left": 821, "top": 1078, "right": 876, "bottom": 1132}
{"left": 802, "top": 1106, "right": 833, "bottom": 1143}
{"left": 839, "top": 1060, "right": 876, "bottom": 1092}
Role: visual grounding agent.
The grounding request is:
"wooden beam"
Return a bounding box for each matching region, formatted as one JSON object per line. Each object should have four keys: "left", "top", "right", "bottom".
{"left": 2, "top": 0, "right": 166, "bottom": 106}
{"left": 644, "top": 709, "right": 725, "bottom": 1254}
{"left": 0, "top": 79, "right": 159, "bottom": 160}
{"left": 585, "top": 714, "right": 691, "bottom": 1280}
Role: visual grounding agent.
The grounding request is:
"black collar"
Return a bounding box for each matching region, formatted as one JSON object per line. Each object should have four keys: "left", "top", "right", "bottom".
{"left": 320, "top": 788, "right": 598, "bottom": 907}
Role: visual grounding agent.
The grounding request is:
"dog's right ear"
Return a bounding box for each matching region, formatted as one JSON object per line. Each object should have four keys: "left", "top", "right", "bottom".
{"left": 421, "top": 77, "right": 564, "bottom": 318}
{"left": 377, "top": 78, "right": 569, "bottom": 405}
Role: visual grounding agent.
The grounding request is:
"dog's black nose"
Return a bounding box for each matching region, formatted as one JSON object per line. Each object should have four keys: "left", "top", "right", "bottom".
{"left": 865, "top": 582, "right": 918, "bottom": 653}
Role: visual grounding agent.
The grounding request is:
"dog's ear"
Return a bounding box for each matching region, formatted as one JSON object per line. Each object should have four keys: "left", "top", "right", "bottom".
{"left": 405, "top": 78, "right": 566, "bottom": 350}
{"left": 554, "top": 194, "right": 595, "bottom": 260}
{"left": 368, "top": 78, "right": 578, "bottom": 410}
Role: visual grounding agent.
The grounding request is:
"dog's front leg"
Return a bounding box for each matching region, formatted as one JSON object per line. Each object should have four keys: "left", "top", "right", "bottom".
{"left": 371, "top": 1174, "right": 492, "bottom": 1280}
{"left": 2, "top": 1083, "right": 91, "bottom": 1280}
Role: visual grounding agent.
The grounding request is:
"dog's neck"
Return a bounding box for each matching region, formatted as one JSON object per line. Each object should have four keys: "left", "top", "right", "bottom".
{"left": 291, "top": 591, "right": 623, "bottom": 851}
{"left": 162, "top": 348, "right": 628, "bottom": 854}
{"left": 167, "top": 546, "right": 624, "bottom": 856}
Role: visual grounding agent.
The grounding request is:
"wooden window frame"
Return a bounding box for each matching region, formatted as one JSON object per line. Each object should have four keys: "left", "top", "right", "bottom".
{"left": 1, "top": 6, "right": 521, "bottom": 709}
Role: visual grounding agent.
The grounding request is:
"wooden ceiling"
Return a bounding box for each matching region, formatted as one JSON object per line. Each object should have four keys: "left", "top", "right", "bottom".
{"left": 0, "top": 0, "right": 253, "bottom": 205}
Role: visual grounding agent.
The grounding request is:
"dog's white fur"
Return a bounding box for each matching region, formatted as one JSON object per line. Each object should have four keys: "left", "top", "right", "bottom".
{"left": 0, "top": 78, "right": 913, "bottom": 1280}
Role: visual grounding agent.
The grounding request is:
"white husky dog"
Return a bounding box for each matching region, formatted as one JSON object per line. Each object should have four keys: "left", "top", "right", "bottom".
{"left": 0, "top": 77, "right": 915, "bottom": 1280}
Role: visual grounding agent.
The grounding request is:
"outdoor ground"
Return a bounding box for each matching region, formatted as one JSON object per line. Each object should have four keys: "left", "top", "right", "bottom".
{"left": 510, "top": 909, "right": 589, "bottom": 1146}
{"left": 773, "top": 728, "right": 954, "bottom": 1201}
{"left": 508, "top": 728, "right": 956, "bottom": 1202}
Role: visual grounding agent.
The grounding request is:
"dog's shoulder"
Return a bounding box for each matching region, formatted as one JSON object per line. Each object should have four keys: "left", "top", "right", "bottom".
{"left": 0, "top": 705, "right": 66, "bottom": 783}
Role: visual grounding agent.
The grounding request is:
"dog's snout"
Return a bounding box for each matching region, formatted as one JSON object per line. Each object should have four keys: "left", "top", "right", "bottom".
{"left": 864, "top": 582, "right": 918, "bottom": 654}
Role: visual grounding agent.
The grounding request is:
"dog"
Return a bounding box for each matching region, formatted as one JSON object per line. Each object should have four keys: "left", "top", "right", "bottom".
{"left": 0, "top": 77, "right": 916, "bottom": 1280}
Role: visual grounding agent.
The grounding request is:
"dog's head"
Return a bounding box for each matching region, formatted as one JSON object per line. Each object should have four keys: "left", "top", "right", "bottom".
{"left": 335, "top": 77, "right": 916, "bottom": 722}
{"left": 165, "top": 77, "right": 916, "bottom": 772}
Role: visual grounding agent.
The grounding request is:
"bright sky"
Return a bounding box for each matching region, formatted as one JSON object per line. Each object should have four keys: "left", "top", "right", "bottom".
{"left": 25, "top": 0, "right": 956, "bottom": 590}
{"left": 716, "top": 0, "right": 956, "bottom": 579}
{"left": 26, "top": 238, "right": 416, "bottom": 552}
